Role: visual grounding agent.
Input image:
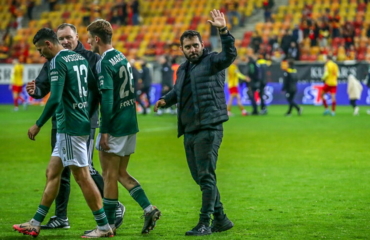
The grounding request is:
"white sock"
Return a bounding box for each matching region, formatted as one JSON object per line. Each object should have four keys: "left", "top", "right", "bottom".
{"left": 144, "top": 205, "right": 153, "bottom": 214}
{"left": 97, "top": 223, "right": 110, "bottom": 231}
{"left": 30, "top": 219, "right": 41, "bottom": 226}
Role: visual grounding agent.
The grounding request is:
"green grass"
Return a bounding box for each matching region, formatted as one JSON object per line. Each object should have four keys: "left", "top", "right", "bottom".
{"left": 1, "top": 104, "right": 370, "bottom": 239}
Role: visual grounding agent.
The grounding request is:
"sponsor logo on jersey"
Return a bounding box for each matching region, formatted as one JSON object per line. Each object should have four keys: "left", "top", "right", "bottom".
{"left": 73, "top": 101, "right": 88, "bottom": 109}
{"left": 120, "top": 98, "right": 135, "bottom": 108}
{"left": 51, "top": 76, "right": 58, "bottom": 82}
{"left": 50, "top": 71, "right": 58, "bottom": 75}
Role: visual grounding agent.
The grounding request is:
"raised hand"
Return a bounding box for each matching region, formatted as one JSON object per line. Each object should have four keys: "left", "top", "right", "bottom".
{"left": 207, "top": 9, "right": 226, "bottom": 29}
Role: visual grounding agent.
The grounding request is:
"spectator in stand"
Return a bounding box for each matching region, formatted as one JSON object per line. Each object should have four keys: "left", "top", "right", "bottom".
{"left": 131, "top": 0, "right": 140, "bottom": 25}
{"left": 48, "top": 0, "right": 57, "bottom": 11}
{"left": 292, "top": 24, "right": 303, "bottom": 44}
{"left": 366, "top": 24, "right": 370, "bottom": 38}
{"left": 347, "top": 45, "right": 356, "bottom": 60}
{"left": 271, "top": 47, "right": 285, "bottom": 63}
{"left": 27, "top": 0, "right": 35, "bottom": 20}
{"left": 225, "top": 0, "right": 243, "bottom": 28}
{"left": 287, "top": 42, "right": 300, "bottom": 60}
{"left": 263, "top": 0, "right": 274, "bottom": 22}
{"left": 120, "top": 0, "right": 128, "bottom": 25}
{"left": 342, "top": 21, "right": 355, "bottom": 50}
{"left": 300, "top": 19, "right": 311, "bottom": 39}
{"left": 110, "top": 8, "right": 122, "bottom": 25}
{"left": 268, "top": 34, "right": 279, "bottom": 52}
{"left": 302, "top": 4, "right": 312, "bottom": 19}
{"left": 280, "top": 30, "right": 293, "bottom": 55}
{"left": 329, "top": 9, "right": 341, "bottom": 38}
{"left": 321, "top": 8, "right": 331, "bottom": 24}
{"left": 308, "top": 21, "right": 319, "bottom": 47}
{"left": 250, "top": 30, "right": 262, "bottom": 54}
{"left": 319, "top": 21, "right": 330, "bottom": 47}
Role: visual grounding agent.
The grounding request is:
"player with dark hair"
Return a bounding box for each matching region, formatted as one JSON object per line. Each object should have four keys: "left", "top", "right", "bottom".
{"left": 26, "top": 23, "right": 125, "bottom": 230}
{"left": 87, "top": 19, "right": 161, "bottom": 235}
{"left": 13, "top": 27, "right": 114, "bottom": 238}
{"left": 282, "top": 59, "right": 302, "bottom": 116}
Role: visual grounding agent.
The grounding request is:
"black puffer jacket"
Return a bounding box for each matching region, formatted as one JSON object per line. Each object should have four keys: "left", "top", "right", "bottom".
{"left": 31, "top": 41, "right": 101, "bottom": 129}
{"left": 163, "top": 32, "right": 237, "bottom": 137}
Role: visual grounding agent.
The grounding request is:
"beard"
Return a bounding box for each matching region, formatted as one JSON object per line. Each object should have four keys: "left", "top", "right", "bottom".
{"left": 184, "top": 50, "right": 203, "bottom": 63}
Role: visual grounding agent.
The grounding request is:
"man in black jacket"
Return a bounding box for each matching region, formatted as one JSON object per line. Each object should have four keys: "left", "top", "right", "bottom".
{"left": 141, "top": 59, "right": 152, "bottom": 111}
{"left": 25, "top": 23, "right": 124, "bottom": 230}
{"left": 282, "top": 59, "right": 302, "bottom": 116}
{"left": 246, "top": 56, "right": 260, "bottom": 115}
{"left": 154, "top": 9, "right": 235, "bottom": 236}
{"left": 156, "top": 55, "right": 174, "bottom": 115}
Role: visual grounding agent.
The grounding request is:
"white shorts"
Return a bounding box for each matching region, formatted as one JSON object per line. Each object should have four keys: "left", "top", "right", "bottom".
{"left": 52, "top": 133, "right": 89, "bottom": 167}
{"left": 95, "top": 133, "right": 136, "bottom": 157}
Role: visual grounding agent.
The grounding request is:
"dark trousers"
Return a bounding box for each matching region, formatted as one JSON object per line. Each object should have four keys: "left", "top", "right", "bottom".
{"left": 259, "top": 83, "right": 266, "bottom": 110}
{"left": 285, "top": 91, "right": 300, "bottom": 114}
{"left": 184, "top": 129, "right": 224, "bottom": 223}
{"left": 51, "top": 128, "right": 104, "bottom": 219}
{"left": 350, "top": 99, "right": 357, "bottom": 108}
{"left": 247, "top": 87, "right": 258, "bottom": 114}
{"left": 141, "top": 86, "right": 151, "bottom": 107}
{"left": 136, "top": 93, "right": 147, "bottom": 114}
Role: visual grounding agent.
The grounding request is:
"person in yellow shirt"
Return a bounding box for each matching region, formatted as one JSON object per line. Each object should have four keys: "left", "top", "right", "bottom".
{"left": 321, "top": 55, "right": 339, "bottom": 116}
{"left": 9, "top": 58, "right": 25, "bottom": 111}
{"left": 227, "top": 58, "right": 248, "bottom": 116}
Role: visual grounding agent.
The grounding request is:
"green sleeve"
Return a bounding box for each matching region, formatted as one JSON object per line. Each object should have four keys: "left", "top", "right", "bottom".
{"left": 100, "top": 89, "right": 113, "bottom": 133}
{"left": 36, "top": 60, "right": 66, "bottom": 127}
{"left": 98, "top": 62, "right": 113, "bottom": 133}
{"left": 87, "top": 67, "right": 99, "bottom": 118}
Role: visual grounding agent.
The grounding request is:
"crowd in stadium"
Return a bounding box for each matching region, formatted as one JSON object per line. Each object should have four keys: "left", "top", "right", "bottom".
{"left": 1, "top": 0, "right": 370, "bottom": 64}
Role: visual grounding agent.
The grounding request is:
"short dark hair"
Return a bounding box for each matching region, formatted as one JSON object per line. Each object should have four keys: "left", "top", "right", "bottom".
{"left": 33, "top": 28, "right": 59, "bottom": 45}
{"left": 57, "top": 23, "right": 77, "bottom": 33}
{"left": 180, "top": 30, "right": 202, "bottom": 46}
{"left": 87, "top": 19, "right": 112, "bottom": 44}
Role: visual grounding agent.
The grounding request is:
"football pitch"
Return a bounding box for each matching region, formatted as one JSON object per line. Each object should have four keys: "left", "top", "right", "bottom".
{"left": 0, "top": 104, "right": 369, "bottom": 239}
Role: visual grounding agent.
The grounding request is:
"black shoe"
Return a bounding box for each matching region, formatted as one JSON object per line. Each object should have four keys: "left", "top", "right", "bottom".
{"left": 185, "top": 223, "right": 212, "bottom": 236}
{"left": 141, "top": 206, "right": 161, "bottom": 234}
{"left": 211, "top": 215, "right": 234, "bottom": 233}
{"left": 115, "top": 202, "right": 125, "bottom": 229}
{"left": 41, "top": 216, "right": 70, "bottom": 229}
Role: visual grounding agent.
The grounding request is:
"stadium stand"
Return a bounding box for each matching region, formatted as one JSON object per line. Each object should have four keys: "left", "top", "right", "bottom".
{"left": 1, "top": 0, "right": 262, "bottom": 63}
{"left": 1, "top": 0, "right": 369, "bottom": 63}
{"left": 240, "top": 0, "right": 370, "bottom": 62}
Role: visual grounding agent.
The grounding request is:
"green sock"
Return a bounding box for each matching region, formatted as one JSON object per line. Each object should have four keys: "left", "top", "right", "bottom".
{"left": 93, "top": 208, "right": 108, "bottom": 227}
{"left": 103, "top": 198, "right": 117, "bottom": 225}
{"left": 129, "top": 185, "right": 151, "bottom": 210}
{"left": 33, "top": 205, "right": 49, "bottom": 223}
